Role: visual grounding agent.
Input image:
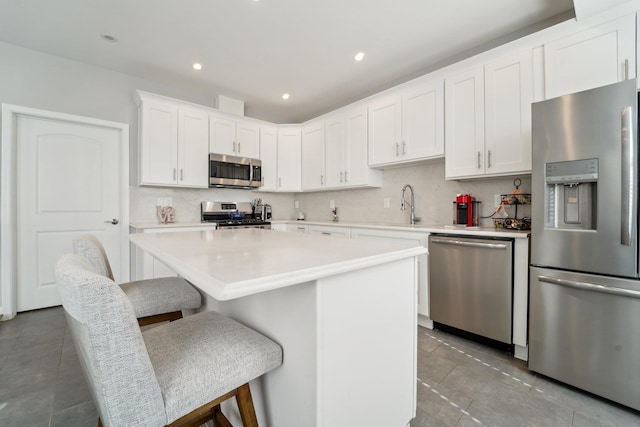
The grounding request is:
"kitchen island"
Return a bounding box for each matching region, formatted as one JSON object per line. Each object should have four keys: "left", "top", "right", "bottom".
{"left": 129, "top": 228, "right": 426, "bottom": 427}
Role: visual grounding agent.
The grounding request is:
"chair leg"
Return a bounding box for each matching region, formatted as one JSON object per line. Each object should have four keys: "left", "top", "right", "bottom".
{"left": 137, "top": 310, "right": 183, "bottom": 327}
{"left": 236, "top": 383, "right": 258, "bottom": 427}
{"left": 212, "top": 404, "right": 233, "bottom": 427}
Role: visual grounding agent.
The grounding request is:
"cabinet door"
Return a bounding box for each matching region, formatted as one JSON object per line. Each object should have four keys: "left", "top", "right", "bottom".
{"left": 544, "top": 14, "right": 635, "bottom": 99}
{"left": 277, "top": 128, "right": 301, "bottom": 191}
{"left": 260, "top": 126, "right": 278, "bottom": 191}
{"left": 444, "top": 66, "right": 485, "bottom": 179}
{"left": 368, "top": 94, "right": 402, "bottom": 166}
{"left": 484, "top": 50, "right": 533, "bottom": 175}
{"left": 344, "top": 106, "right": 369, "bottom": 186}
{"left": 140, "top": 100, "right": 178, "bottom": 185}
{"left": 236, "top": 120, "right": 260, "bottom": 159}
{"left": 325, "top": 114, "right": 345, "bottom": 188}
{"left": 177, "top": 108, "right": 209, "bottom": 187}
{"left": 402, "top": 80, "right": 444, "bottom": 161}
{"left": 301, "top": 120, "right": 326, "bottom": 190}
{"left": 209, "top": 114, "right": 236, "bottom": 156}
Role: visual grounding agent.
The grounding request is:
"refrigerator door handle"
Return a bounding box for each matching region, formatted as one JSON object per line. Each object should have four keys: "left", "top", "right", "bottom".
{"left": 538, "top": 275, "right": 640, "bottom": 299}
{"left": 621, "top": 105, "right": 634, "bottom": 246}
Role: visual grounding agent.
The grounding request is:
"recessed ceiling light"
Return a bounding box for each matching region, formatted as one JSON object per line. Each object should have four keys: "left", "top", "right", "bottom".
{"left": 282, "top": 93, "right": 290, "bottom": 100}
{"left": 101, "top": 34, "right": 118, "bottom": 43}
{"left": 354, "top": 52, "right": 365, "bottom": 61}
{"left": 193, "top": 63, "right": 203, "bottom": 70}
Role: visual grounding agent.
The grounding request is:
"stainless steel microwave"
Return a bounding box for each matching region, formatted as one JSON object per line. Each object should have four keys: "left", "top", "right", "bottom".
{"left": 209, "top": 153, "right": 262, "bottom": 189}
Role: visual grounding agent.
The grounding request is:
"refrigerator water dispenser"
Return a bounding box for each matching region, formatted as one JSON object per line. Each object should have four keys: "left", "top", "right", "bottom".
{"left": 544, "top": 159, "right": 598, "bottom": 230}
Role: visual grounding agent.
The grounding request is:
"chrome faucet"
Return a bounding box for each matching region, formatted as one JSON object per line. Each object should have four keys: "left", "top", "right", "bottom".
{"left": 401, "top": 184, "right": 421, "bottom": 225}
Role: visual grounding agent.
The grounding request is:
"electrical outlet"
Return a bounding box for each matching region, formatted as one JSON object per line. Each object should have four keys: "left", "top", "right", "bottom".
{"left": 383, "top": 197, "right": 390, "bottom": 208}
{"left": 494, "top": 194, "right": 502, "bottom": 208}
{"left": 329, "top": 200, "right": 335, "bottom": 209}
{"left": 157, "top": 197, "right": 172, "bottom": 207}
{"left": 294, "top": 200, "right": 299, "bottom": 209}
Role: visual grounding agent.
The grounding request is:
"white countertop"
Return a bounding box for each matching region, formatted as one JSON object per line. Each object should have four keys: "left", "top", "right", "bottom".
{"left": 130, "top": 219, "right": 530, "bottom": 239}
{"left": 129, "top": 228, "right": 426, "bottom": 300}
{"left": 273, "top": 219, "right": 531, "bottom": 239}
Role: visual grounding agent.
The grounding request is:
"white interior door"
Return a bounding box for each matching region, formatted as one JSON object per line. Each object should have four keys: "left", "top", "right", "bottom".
{"left": 16, "top": 116, "right": 124, "bottom": 312}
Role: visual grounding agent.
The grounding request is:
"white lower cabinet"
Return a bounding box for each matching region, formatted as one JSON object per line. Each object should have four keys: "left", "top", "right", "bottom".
{"left": 130, "top": 225, "right": 218, "bottom": 280}
{"left": 286, "top": 223, "right": 309, "bottom": 233}
{"left": 308, "top": 224, "right": 350, "bottom": 238}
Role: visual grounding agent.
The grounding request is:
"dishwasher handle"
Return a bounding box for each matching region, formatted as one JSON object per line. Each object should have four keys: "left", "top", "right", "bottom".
{"left": 538, "top": 275, "right": 640, "bottom": 299}
{"left": 430, "top": 237, "right": 509, "bottom": 250}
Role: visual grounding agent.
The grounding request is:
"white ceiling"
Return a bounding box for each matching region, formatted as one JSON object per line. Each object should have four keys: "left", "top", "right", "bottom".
{"left": 0, "top": 0, "right": 575, "bottom": 123}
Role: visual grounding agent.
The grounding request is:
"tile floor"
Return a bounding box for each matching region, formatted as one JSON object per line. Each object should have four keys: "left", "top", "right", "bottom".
{"left": 1, "top": 306, "right": 639, "bottom": 427}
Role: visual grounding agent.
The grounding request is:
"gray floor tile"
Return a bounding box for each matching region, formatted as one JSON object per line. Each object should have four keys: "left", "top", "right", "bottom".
{"left": 2, "top": 308, "right": 640, "bottom": 427}
{"left": 50, "top": 400, "right": 98, "bottom": 427}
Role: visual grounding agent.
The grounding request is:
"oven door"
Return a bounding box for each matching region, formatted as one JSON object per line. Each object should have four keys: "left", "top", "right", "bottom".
{"left": 209, "top": 153, "right": 258, "bottom": 188}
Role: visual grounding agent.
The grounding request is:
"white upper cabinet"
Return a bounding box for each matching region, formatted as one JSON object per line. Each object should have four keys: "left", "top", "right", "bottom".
{"left": 325, "top": 114, "right": 345, "bottom": 188}
{"left": 209, "top": 113, "right": 260, "bottom": 159}
{"left": 327, "top": 106, "right": 382, "bottom": 188}
{"left": 276, "top": 127, "right": 302, "bottom": 192}
{"left": 544, "top": 13, "right": 636, "bottom": 99}
{"left": 259, "top": 126, "right": 278, "bottom": 191}
{"left": 301, "top": 120, "right": 326, "bottom": 190}
{"left": 445, "top": 67, "right": 485, "bottom": 179}
{"left": 445, "top": 49, "right": 533, "bottom": 179}
{"left": 368, "top": 78, "right": 444, "bottom": 167}
{"left": 401, "top": 80, "right": 445, "bottom": 161}
{"left": 368, "top": 94, "right": 402, "bottom": 166}
{"left": 177, "top": 107, "right": 210, "bottom": 187}
{"left": 344, "top": 106, "right": 380, "bottom": 187}
{"left": 484, "top": 50, "right": 533, "bottom": 176}
{"left": 138, "top": 92, "right": 208, "bottom": 188}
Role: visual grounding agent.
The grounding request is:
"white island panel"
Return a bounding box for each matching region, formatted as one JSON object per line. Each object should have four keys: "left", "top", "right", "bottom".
{"left": 129, "top": 228, "right": 425, "bottom": 427}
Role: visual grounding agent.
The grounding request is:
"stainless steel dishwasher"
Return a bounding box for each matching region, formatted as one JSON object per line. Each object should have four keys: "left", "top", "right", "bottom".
{"left": 429, "top": 234, "right": 514, "bottom": 344}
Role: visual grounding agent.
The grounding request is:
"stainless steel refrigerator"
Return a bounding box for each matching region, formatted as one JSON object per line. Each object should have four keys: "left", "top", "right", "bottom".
{"left": 530, "top": 78, "right": 640, "bottom": 411}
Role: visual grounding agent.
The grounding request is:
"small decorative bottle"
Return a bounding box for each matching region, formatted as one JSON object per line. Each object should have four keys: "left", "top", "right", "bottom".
{"left": 332, "top": 207, "right": 339, "bottom": 222}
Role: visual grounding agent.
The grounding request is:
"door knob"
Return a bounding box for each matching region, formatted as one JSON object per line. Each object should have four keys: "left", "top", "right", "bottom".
{"left": 105, "top": 218, "right": 119, "bottom": 225}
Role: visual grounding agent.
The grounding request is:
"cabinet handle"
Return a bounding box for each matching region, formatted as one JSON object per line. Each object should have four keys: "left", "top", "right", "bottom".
{"left": 321, "top": 232, "right": 331, "bottom": 236}
{"left": 396, "top": 142, "right": 400, "bottom": 156}
{"left": 180, "top": 169, "right": 184, "bottom": 181}
{"left": 340, "top": 171, "right": 344, "bottom": 183}
{"left": 233, "top": 141, "right": 237, "bottom": 152}
{"left": 278, "top": 177, "right": 282, "bottom": 188}
{"left": 320, "top": 174, "right": 324, "bottom": 185}
{"left": 487, "top": 150, "right": 492, "bottom": 168}
{"left": 237, "top": 142, "right": 241, "bottom": 153}
{"left": 402, "top": 141, "right": 406, "bottom": 155}
{"left": 477, "top": 152, "right": 481, "bottom": 169}
{"left": 173, "top": 168, "right": 176, "bottom": 180}
{"left": 344, "top": 171, "right": 348, "bottom": 182}
{"left": 624, "top": 59, "right": 629, "bottom": 80}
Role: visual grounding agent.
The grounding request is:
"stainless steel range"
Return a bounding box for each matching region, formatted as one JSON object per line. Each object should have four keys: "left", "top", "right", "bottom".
{"left": 201, "top": 201, "right": 271, "bottom": 229}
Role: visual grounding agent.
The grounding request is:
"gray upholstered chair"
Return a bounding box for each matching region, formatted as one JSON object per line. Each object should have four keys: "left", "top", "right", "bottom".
{"left": 55, "top": 254, "right": 283, "bottom": 427}
{"left": 73, "top": 234, "right": 201, "bottom": 326}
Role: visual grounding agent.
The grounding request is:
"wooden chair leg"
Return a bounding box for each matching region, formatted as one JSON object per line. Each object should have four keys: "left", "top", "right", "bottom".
{"left": 236, "top": 383, "right": 258, "bottom": 427}
{"left": 137, "top": 310, "right": 183, "bottom": 327}
{"left": 212, "top": 404, "right": 233, "bottom": 427}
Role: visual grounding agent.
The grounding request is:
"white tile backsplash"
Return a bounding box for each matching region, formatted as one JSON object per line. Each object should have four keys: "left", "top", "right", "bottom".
{"left": 294, "top": 161, "right": 531, "bottom": 227}
{"left": 130, "top": 161, "right": 531, "bottom": 227}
